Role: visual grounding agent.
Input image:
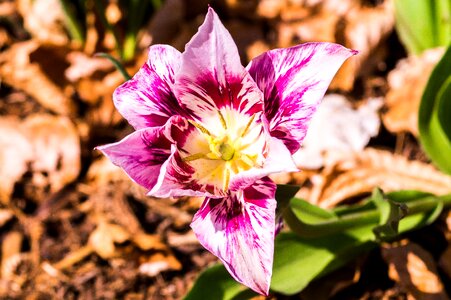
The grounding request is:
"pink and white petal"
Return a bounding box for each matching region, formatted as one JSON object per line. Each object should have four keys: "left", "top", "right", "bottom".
{"left": 96, "top": 127, "right": 171, "bottom": 191}
{"left": 191, "top": 178, "right": 277, "bottom": 295}
{"left": 114, "top": 45, "right": 184, "bottom": 129}
{"left": 247, "top": 42, "right": 357, "bottom": 153}
{"left": 149, "top": 145, "right": 225, "bottom": 198}
{"left": 174, "top": 7, "right": 263, "bottom": 122}
{"left": 229, "top": 137, "right": 298, "bottom": 191}
{"left": 97, "top": 115, "right": 194, "bottom": 191}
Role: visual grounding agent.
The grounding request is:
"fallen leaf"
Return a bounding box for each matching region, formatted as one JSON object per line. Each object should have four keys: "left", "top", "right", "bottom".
{"left": 88, "top": 221, "right": 130, "bottom": 259}
{"left": 331, "top": 0, "right": 395, "bottom": 90}
{"left": 0, "top": 117, "right": 33, "bottom": 203}
{"left": 132, "top": 233, "right": 167, "bottom": 251}
{"left": 382, "top": 47, "right": 445, "bottom": 135}
{"left": 0, "top": 209, "right": 13, "bottom": 228}
{"left": 1, "top": 231, "right": 23, "bottom": 279}
{"left": 0, "top": 40, "right": 74, "bottom": 115}
{"left": 256, "top": 0, "right": 286, "bottom": 19}
{"left": 139, "top": 252, "right": 182, "bottom": 277}
{"left": 274, "top": 0, "right": 394, "bottom": 90}
{"left": 65, "top": 52, "right": 113, "bottom": 82}
{"left": 17, "top": 0, "right": 69, "bottom": 46}
{"left": 302, "top": 148, "right": 451, "bottom": 208}
{"left": 382, "top": 241, "right": 448, "bottom": 299}
{"left": 22, "top": 114, "right": 80, "bottom": 198}
{"left": 293, "top": 94, "right": 383, "bottom": 169}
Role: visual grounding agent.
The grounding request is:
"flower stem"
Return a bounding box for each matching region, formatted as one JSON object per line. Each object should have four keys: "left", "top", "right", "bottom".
{"left": 284, "top": 194, "right": 451, "bottom": 238}
{"left": 95, "top": 53, "right": 131, "bottom": 81}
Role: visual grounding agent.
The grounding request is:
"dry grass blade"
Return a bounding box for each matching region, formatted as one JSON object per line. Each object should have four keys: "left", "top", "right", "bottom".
{"left": 306, "top": 148, "right": 451, "bottom": 208}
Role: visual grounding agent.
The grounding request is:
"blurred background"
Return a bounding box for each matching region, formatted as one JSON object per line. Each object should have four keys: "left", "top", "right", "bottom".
{"left": 0, "top": 0, "right": 450, "bottom": 299}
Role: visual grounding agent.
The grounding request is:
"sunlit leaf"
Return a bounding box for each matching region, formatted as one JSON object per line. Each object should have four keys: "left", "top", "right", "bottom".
{"left": 183, "top": 264, "right": 255, "bottom": 300}
{"left": 418, "top": 45, "right": 451, "bottom": 174}
{"left": 394, "top": 0, "right": 451, "bottom": 54}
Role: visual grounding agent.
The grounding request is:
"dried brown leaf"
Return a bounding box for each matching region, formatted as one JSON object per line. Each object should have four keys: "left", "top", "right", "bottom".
{"left": 0, "top": 117, "right": 33, "bottom": 203}
{"left": 88, "top": 221, "right": 130, "bottom": 259}
{"left": 65, "top": 52, "right": 113, "bottom": 82}
{"left": 139, "top": 252, "right": 182, "bottom": 277}
{"left": 0, "top": 40, "right": 74, "bottom": 115}
{"left": 132, "top": 233, "right": 167, "bottom": 251}
{"left": 1, "top": 231, "right": 23, "bottom": 279}
{"left": 256, "top": 0, "right": 286, "bottom": 19}
{"left": 382, "top": 48, "right": 445, "bottom": 135}
{"left": 22, "top": 115, "right": 80, "bottom": 198}
{"left": 0, "top": 209, "right": 13, "bottom": 228}
{"left": 382, "top": 242, "right": 448, "bottom": 299}
{"left": 274, "top": 0, "right": 394, "bottom": 90}
{"left": 0, "top": 2, "right": 16, "bottom": 16}
{"left": 331, "top": 0, "right": 395, "bottom": 90}
{"left": 17, "top": 0, "right": 69, "bottom": 45}
{"left": 303, "top": 148, "right": 451, "bottom": 208}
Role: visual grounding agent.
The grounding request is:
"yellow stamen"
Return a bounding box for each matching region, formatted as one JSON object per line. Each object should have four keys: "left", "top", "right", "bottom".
{"left": 188, "top": 120, "right": 212, "bottom": 136}
{"left": 182, "top": 153, "right": 206, "bottom": 162}
{"left": 217, "top": 110, "right": 227, "bottom": 130}
{"left": 223, "top": 167, "right": 230, "bottom": 191}
{"left": 241, "top": 114, "right": 256, "bottom": 137}
{"left": 241, "top": 154, "right": 257, "bottom": 167}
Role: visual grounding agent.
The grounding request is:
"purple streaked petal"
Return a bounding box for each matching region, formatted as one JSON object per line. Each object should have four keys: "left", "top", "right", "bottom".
{"left": 191, "top": 177, "right": 277, "bottom": 295}
{"left": 114, "top": 45, "right": 184, "bottom": 129}
{"left": 97, "top": 115, "right": 192, "bottom": 191}
{"left": 174, "top": 7, "right": 263, "bottom": 121}
{"left": 96, "top": 128, "right": 171, "bottom": 191}
{"left": 247, "top": 42, "right": 357, "bottom": 153}
{"left": 229, "top": 136, "right": 298, "bottom": 191}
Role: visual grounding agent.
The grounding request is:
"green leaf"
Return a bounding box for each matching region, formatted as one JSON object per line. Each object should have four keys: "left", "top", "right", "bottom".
{"left": 184, "top": 192, "right": 451, "bottom": 299}
{"left": 271, "top": 228, "right": 376, "bottom": 294}
{"left": 183, "top": 264, "right": 255, "bottom": 300}
{"left": 371, "top": 188, "right": 408, "bottom": 241}
{"left": 394, "top": 0, "right": 451, "bottom": 54}
{"left": 418, "top": 45, "right": 451, "bottom": 174}
{"left": 275, "top": 184, "right": 301, "bottom": 218}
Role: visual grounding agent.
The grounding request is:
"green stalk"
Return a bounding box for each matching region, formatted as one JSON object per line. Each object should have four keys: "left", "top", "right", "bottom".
{"left": 122, "top": 32, "right": 138, "bottom": 62}
{"left": 59, "top": 0, "right": 85, "bottom": 44}
{"left": 95, "top": 53, "right": 131, "bottom": 81}
{"left": 284, "top": 194, "right": 451, "bottom": 238}
{"left": 93, "top": 0, "right": 123, "bottom": 58}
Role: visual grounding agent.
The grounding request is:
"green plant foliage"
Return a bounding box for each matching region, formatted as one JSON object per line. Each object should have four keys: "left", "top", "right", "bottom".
{"left": 275, "top": 184, "right": 301, "bottom": 218}
{"left": 371, "top": 188, "right": 408, "bottom": 241}
{"left": 418, "top": 45, "right": 451, "bottom": 174}
{"left": 184, "top": 191, "right": 450, "bottom": 299}
{"left": 394, "top": 0, "right": 451, "bottom": 54}
{"left": 183, "top": 264, "right": 256, "bottom": 300}
{"left": 94, "top": 53, "right": 131, "bottom": 81}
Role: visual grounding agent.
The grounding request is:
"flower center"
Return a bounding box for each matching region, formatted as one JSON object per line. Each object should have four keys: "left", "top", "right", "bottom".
{"left": 182, "top": 111, "right": 265, "bottom": 192}
{"left": 219, "top": 142, "right": 235, "bottom": 161}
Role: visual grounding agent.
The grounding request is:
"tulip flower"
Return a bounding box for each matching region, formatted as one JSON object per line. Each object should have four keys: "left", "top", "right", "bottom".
{"left": 97, "top": 7, "right": 356, "bottom": 295}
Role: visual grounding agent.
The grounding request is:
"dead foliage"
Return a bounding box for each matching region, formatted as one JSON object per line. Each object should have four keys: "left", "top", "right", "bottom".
{"left": 0, "top": 0, "right": 450, "bottom": 299}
